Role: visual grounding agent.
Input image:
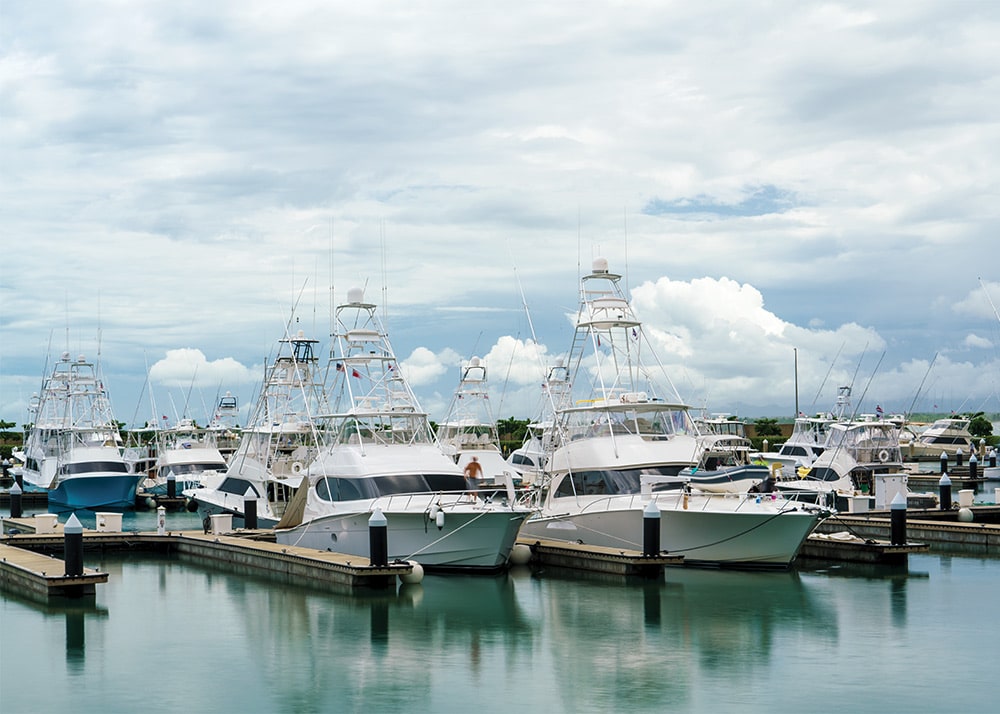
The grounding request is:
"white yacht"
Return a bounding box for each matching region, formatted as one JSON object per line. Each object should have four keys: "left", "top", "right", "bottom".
{"left": 140, "top": 417, "right": 229, "bottom": 496}
{"left": 776, "top": 416, "right": 908, "bottom": 510}
{"left": 518, "top": 259, "right": 825, "bottom": 568}
{"left": 683, "top": 415, "right": 767, "bottom": 493}
{"left": 274, "top": 287, "right": 533, "bottom": 572}
{"left": 184, "top": 329, "right": 328, "bottom": 528}
{"left": 756, "top": 386, "right": 855, "bottom": 475}
{"left": 902, "top": 417, "right": 974, "bottom": 460}
{"left": 16, "top": 352, "right": 142, "bottom": 512}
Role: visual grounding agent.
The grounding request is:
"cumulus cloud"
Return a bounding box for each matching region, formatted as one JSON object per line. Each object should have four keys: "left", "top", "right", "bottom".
{"left": 964, "top": 334, "right": 993, "bottom": 350}
{"left": 399, "top": 346, "right": 462, "bottom": 388}
{"left": 3, "top": 2, "right": 1000, "bottom": 422}
{"left": 148, "top": 348, "right": 255, "bottom": 389}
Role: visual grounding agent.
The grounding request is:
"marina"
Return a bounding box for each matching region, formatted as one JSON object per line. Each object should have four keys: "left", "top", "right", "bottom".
{"left": 2, "top": 503, "right": 999, "bottom": 713}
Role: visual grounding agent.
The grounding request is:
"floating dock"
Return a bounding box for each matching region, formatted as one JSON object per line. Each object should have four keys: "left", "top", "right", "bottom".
{"left": 798, "top": 532, "right": 929, "bottom": 565}
{"left": 516, "top": 537, "right": 683, "bottom": 577}
{"left": 0, "top": 542, "right": 108, "bottom": 603}
{"left": 0, "top": 517, "right": 412, "bottom": 597}
{"left": 813, "top": 510, "right": 1000, "bottom": 555}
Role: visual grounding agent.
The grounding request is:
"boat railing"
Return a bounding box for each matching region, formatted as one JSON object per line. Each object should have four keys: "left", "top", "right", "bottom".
{"left": 573, "top": 490, "right": 799, "bottom": 514}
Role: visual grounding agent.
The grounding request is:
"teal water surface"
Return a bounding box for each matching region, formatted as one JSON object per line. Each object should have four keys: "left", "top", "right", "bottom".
{"left": 0, "top": 509, "right": 996, "bottom": 713}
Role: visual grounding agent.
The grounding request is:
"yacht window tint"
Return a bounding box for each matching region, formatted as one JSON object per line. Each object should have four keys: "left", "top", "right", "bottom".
{"left": 337, "top": 478, "right": 367, "bottom": 501}
{"left": 60, "top": 461, "right": 129, "bottom": 475}
{"left": 423, "top": 473, "right": 467, "bottom": 492}
{"left": 372, "top": 473, "right": 431, "bottom": 496}
{"left": 218, "top": 477, "right": 260, "bottom": 497}
{"left": 316, "top": 477, "right": 336, "bottom": 501}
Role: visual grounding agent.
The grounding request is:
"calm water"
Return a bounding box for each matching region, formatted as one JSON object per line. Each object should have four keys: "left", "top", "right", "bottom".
{"left": 1, "top": 509, "right": 998, "bottom": 713}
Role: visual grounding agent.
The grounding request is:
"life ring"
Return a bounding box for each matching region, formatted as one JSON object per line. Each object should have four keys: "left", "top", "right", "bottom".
{"left": 291, "top": 461, "right": 303, "bottom": 474}
{"left": 877, "top": 449, "right": 890, "bottom": 463}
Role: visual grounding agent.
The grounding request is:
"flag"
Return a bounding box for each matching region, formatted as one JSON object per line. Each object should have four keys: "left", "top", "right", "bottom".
{"left": 632, "top": 328, "right": 638, "bottom": 339}
{"left": 876, "top": 405, "right": 883, "bottom": 418}
{"left": 352, "top": 368, "right": 361, "bottom": 378}
{"left": 388, "top": 363, "right": 394, "bottom": 371}
{"left": 336, "top": 362, "right": 345, "bottom": 372}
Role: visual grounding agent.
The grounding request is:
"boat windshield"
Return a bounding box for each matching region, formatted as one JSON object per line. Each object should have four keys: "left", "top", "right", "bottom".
{"left": 58, "top": 460, "right": 130, "bottom": 475}
{"left": 315, "top": 473, "right": 468, "bottom": 502}
{"left": 554, "top": 466, "right": 683, "bottom": 497}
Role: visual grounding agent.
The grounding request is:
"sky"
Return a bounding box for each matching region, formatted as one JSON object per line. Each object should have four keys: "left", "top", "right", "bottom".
{"left": 3, "top": 1, "right": 1000, "bottom": 429}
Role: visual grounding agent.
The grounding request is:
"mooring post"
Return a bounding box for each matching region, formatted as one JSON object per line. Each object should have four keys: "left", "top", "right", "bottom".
{"left": 989, "top": 449, "right": 997, "bottom": 469}
{"left": 940, "top": 451, "right": 949, "bottom": 475}
{"left": 8, "top": 480, "right": 22, "bottom": 519}
{"left": 166, "top": 473, "right": 177, "bottom": 499}
{"left": 243, "top": 488, "right": 258, "bottom": 530}
{"left": 956, "top": 448, "right": 964, "bottom": 468}
{"left": 970, "top": 453, "right": 978, "bottom": 481}
{"left": 64, "top": 513, "right": 84, "bottom": 577}
{"left": 157, "top": 506, "right": 166, "bottom": 536}
{"left": 643, "top": 500, "right": 661, "bottom": 557}
{"left": 939, "top": 473, "right": 952, "bottom": 511}
{"left": 369, "top": 508, "right": 388, "bottom": 567}
{"left": 890, "top": 492, "right": 907, "bottom": 545}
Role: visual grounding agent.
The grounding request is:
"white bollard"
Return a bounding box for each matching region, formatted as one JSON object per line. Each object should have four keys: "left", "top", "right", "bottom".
{"left": 157, "top": 506, "right": 166, "bottom": 535}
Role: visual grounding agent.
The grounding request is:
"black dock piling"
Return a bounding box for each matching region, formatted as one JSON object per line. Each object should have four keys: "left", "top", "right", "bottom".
{"left": 8, "top": 481, "right": 22, "bottom": 519}
{"left": 369, "top": 508, "right": 388, "bottom": 567}
{"left": 939, "top": 473, "right": 952, "bottom": 510}
{"left": 64, "top": 514, "right": 84, "bottom": 577}
{"left": 243, "top": 490, "right": 258, "bottom": 531}
{"left": 643, "top": 500, "right": 661, "bottom": 556}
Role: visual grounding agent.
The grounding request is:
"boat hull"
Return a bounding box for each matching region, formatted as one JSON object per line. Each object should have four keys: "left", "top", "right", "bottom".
{"left": 47, "top": 473, "right": 143, "bottom": 512}
{"left": 276, "top": 498, "right": 532, "bottom": 572}
{"left": 520, "top": 492, "right": 823, "bottom": 569}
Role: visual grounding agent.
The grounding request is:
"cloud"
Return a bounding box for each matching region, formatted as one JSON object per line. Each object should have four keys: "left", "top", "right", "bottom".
{"left": 399, "top": 346, "right": 462, "bottom": 388}
{"left": 148, "top": 348, "right": 255, "bottom": 389}
{"left": 964, "top": 334, "right": 993, "bottom": 350}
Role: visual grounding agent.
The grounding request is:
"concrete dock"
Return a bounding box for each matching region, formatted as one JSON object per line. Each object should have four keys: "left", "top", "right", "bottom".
{"left": 517, "top": 537, "right": 683, "bottom": 577}
{"left": 0, "top": 541, "right": 108, "bottom": 603}
{"left": 0, "top": 517, "right": 412, "bottom": 597}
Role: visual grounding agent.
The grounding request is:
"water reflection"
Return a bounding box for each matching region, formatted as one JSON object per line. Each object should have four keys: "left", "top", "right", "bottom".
{"left": 7, "top": 545, "right": 980, "bottom": 714}
{"left": 524, "top": 565, "right": 835, "bottom": 710}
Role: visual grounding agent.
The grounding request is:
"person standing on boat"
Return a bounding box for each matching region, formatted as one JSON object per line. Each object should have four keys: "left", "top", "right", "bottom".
{"left": 464, "top": 456, "right": 483, "bottom": 500}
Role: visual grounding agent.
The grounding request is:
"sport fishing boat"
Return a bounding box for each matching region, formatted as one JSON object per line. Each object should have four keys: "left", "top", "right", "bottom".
{"left": 16, "top": 352, "right": 142, "bottom": 512}
{"left": 755, "top": 386, "right": 855, "bottom": 475}
{"left": 184, "top": 329, "right": 328, "bottom": 528}
{"left": 274, "top": 287, "right": 533, "bottom": 572}
{"left": 139, "top": 417, "right": 229, "bottom": 497}
{"left": 518, "top": 258, "right": 826, "bottom": 567}
{"left": 775, "top": 416, "right": 910, "bottom": 510}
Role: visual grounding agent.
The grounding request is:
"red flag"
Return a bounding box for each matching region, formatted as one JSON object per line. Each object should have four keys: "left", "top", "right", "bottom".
{"left": 352, "top": 368, "right": 361, "bottom": 378}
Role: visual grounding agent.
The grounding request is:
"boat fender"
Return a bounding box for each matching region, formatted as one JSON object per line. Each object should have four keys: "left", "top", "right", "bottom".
{"left": 291, "top": 461, "right": 303, "bottom": 474}
{"left": 435, "top": 510, "right": 445, "bottom": 530}
{"left": 878, "top": 449, "right": 890, "bottom": 463}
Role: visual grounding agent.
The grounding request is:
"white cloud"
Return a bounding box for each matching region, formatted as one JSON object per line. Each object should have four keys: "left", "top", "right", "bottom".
{"left": 148, "top": 348, "right": 255, "bottom": 389}
{"left": 3, "top": 2, "right": 1000, "bottom": 423}
{"left": 964, "top": 334, "right": 993, "bottom": 350}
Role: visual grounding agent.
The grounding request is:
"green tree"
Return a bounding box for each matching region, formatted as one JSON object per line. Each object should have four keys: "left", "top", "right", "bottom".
{"left": 968, "top": 413, "right": 994, "bottom": 439}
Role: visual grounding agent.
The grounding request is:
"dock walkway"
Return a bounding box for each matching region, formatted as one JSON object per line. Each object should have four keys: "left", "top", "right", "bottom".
{"left": 0, "top": 518, "right": 411, "bottom": 598}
